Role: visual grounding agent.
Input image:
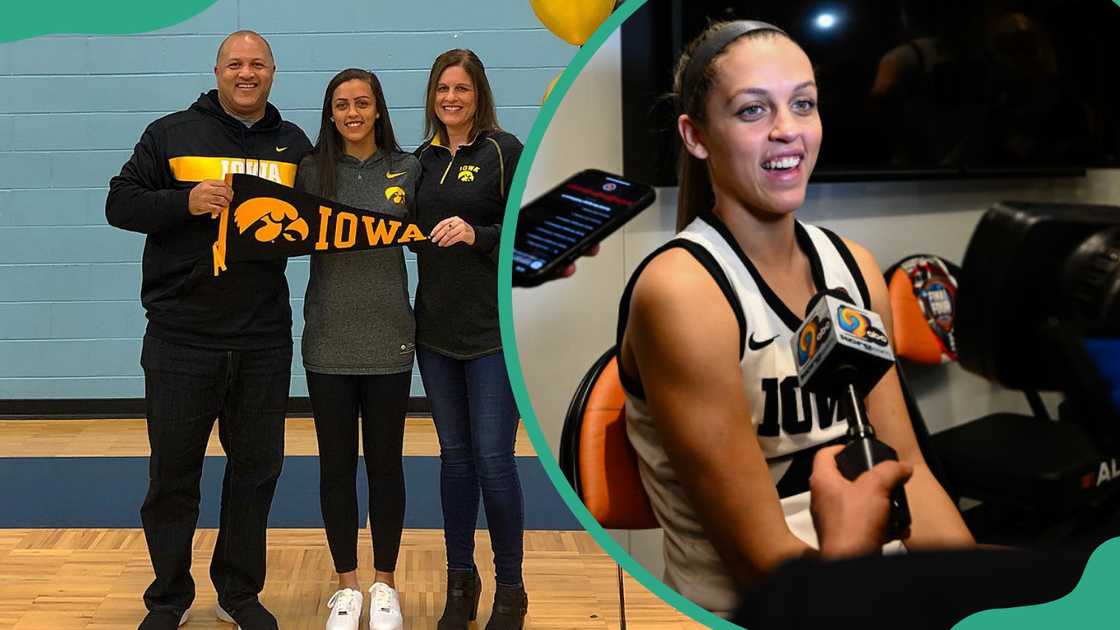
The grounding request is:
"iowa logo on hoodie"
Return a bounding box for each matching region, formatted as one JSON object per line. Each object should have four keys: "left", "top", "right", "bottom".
{"left": 168, "top": 156, "right": 297, "bottom": 185}
{"left": 458, "top": 164, "right": 480, "bottom": 182}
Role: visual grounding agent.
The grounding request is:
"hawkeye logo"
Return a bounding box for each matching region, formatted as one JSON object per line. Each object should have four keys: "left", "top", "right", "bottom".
{"left": 458, "top": 164, "right": 480, "bottom": 182}
{"left": 315, "top": 206, "right": 425, "bottom": 251}
{"left": 234, "top": 197, "right": 309, "bottom": 243}
{"left": 384, "top": 186, "right": 406, "bottom": 204}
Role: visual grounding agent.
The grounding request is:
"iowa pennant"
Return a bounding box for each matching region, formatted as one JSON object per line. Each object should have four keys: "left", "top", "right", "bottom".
{"left": 211, "top": 174, "right": 426, "bottom": 276}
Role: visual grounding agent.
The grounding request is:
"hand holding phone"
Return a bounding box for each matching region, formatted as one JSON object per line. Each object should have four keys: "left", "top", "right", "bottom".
{"left": 512, "top": 169, "right": 655, "bottom": 287}
{"left": 552, "top": 243, "right": 600, "bottom": 280}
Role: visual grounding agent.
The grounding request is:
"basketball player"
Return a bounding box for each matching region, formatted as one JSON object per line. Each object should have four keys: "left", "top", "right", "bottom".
{"left": 614, "top": 20, "right": 975, "bottom": 617}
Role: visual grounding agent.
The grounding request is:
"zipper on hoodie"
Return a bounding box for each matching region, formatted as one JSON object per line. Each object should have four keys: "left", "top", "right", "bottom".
{"left": 435, "top": 143, "right": 456, "bottom": 185}
{"left": 431, "top": 132, "right": 479, "bottom": 185}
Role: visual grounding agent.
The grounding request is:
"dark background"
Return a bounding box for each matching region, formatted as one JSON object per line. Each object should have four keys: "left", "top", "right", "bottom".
{"left": 622, "top": 0, "right": 1120, "bottom": 184}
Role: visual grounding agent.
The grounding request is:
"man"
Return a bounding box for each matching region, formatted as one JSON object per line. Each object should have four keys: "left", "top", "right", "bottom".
{"left": 106, "top": 30, "right": 311, "bottom": 630}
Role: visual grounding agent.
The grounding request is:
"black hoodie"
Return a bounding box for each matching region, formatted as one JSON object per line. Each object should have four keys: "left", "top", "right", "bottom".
{"left": 413, "top": 129, "right": 522, "bottom": 358}
{"left": 106, "top": 90, "right": 312, "bottom": 350}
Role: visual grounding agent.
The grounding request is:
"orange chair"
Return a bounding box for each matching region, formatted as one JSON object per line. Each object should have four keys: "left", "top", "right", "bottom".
{"left": 886, "top": 254, "right": 1106, "bottom": 540}
{"left": 559, "top": 346, "right": 658, "bottom": 628}
{"left": 559, "top": 346, "right": 658, "bottom": 529}
{"left": 885, "top": 254, "right": 963, "bottom": 488}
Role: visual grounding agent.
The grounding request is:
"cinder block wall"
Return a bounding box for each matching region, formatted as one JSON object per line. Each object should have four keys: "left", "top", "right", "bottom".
{"left": 0, "top": 0, "right": 575, "bottom": 400}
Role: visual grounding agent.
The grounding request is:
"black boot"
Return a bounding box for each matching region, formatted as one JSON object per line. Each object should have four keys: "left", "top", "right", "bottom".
{"left": 484, "top": 583, "right": 527, "bottom": 630}
{"left": 437, "top": 567, "right": 482, "bottom": 630}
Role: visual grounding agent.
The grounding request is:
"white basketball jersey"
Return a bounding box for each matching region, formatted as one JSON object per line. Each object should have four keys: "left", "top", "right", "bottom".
{"left": 621, "top": 214, "right": 902, "bottom": 617}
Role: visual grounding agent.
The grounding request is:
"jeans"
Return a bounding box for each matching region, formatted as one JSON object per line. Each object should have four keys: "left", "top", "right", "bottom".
{"left": 416, "top": 348, "right": 524, "bottom": 585}
{"left": 139, "top": 334, "right": 291, "bottom": 614}
{"left": 306, "top": 370, "right": 410, "bottom": 574}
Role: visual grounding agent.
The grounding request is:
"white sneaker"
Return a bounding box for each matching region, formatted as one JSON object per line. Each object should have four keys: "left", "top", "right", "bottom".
{"left": 367, "top": 583, "right": 403, "bottom": 630}
{"left": 214, "top": 604, "right": 239, "bottom": 629}
{"left": 326, "top": 588, "right": 364, "bottom": 630}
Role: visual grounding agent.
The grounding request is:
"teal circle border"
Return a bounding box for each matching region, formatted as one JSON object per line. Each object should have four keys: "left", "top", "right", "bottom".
{"left": 496, "top": 1, "right": 743, "bottom": 627}
{"left": 496, "top": 0, "right": 1120, "bottom": 628}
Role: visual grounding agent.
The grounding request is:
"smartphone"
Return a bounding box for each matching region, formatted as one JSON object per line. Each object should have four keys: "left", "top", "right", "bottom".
{"left": 512, "top": 169, "right": 656, "bottom": 287}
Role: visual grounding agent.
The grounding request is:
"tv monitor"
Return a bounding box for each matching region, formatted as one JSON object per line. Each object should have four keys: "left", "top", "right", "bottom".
{"left": 621, "top": 0, "right": 1120, "bottom": 184}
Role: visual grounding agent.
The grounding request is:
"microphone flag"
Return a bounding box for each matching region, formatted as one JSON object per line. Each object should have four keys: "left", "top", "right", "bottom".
{"left": 211, "top": 174, "right": 427, "bottom": 276}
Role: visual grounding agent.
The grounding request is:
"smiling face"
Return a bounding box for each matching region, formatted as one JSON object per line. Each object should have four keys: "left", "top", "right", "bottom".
{"left": 690, "top": 35, "right": 821, "bottom": 218}
{"left": 332, "top": 78, "right": 378, "bottom": 154}
{"left": 434, "top": 64, "right": 477, "bottom": 137}
{"left": 214, "top": 34, "right": 275, "bottom": 120}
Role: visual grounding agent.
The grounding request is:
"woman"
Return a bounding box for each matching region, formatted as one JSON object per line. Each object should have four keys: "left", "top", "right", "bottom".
{"left": 616, "top": 21, "right": 975, "bottom": 618}
{"left": 295, "top": 68, "right": 419, "bottom": 630}
{"left": 413, "top": 49, "right": 526, "bottom": 630}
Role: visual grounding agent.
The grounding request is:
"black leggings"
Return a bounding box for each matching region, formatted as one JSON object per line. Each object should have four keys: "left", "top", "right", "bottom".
{"left": 307, "top": 370, "right": 410, "bottom": 574}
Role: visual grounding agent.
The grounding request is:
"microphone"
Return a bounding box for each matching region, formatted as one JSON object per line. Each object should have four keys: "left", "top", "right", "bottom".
{"left": 792, "top": 288, "right": 912, "bottom": 541}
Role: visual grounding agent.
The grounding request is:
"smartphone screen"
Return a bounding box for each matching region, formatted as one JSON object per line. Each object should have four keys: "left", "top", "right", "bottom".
{"left": 513, "top": 169, "right": 655, "bottom": 286}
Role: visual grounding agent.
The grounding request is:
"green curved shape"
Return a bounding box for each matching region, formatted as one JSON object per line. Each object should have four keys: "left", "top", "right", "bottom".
{"left": 956, "top": 537, "right": 1120, "bottom": 629}
{"left": 2, "top": 0, "right": 218, "bottom": 43}
{"left": 496, "top": 1, "right": 739, "bottom": 628}
{"left": 498, "top": 0, "right": 1120, "bottom": 628}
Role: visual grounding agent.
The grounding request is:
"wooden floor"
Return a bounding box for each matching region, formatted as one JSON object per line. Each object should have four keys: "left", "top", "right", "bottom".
{"left": 0, "top": 419, "right": 699, "bottom": 628}
{"left": 0, "top": 418, "right": 536, "bottom": 458}
{"left": 0, "top": 529, "right": 699, "bottom": 630}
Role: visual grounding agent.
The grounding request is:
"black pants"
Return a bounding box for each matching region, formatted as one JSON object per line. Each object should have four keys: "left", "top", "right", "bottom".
{"left": 307, "top": 370, "right": 410, "bottom": 573}
{"left": 139, "top": 334, "right": 291, "bottom": 615}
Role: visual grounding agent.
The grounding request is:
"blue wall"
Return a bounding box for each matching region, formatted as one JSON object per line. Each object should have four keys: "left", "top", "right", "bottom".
{"left": 0, "top": 0, "right": 574, "bottom": 400}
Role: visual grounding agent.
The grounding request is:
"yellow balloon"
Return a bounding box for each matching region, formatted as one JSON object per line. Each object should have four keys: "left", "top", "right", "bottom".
{"left": 530, "top": 0, "right": 614, "bottom": 46}
{"left": 542, "top": 73, "right": 561, "bottom": 104}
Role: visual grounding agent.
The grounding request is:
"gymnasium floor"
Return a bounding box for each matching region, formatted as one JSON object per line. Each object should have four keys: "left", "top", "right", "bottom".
{"left": 0, "top": 418, "right": 699, "bottom": 629}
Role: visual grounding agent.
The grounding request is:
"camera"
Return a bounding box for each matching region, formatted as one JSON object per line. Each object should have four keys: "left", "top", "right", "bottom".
{"left": 955, "top": 201, "right": 1120, "bottom": 449}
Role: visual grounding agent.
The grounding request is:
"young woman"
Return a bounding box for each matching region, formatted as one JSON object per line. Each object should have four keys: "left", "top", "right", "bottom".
{"left": 412, "top": 49, "right": 527, "bottom": 630}
{"left": 616, "top": 21, "right": 975, "bottom": 618}
{"left": 295, "top": 68, "right": 420, "bottom": 630}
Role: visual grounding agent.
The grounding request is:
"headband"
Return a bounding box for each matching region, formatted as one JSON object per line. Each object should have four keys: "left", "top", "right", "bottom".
{"left": 680, "top": 20, "right": 788, "bottom": 107}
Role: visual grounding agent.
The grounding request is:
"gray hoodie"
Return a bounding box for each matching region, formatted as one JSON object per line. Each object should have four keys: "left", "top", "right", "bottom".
{"left": 295, "top": 150, "right": 421, "bottom": 374}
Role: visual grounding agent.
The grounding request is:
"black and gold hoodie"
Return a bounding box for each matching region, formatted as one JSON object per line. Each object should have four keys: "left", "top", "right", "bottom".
{"left": 413, "top": 129, "right": 522, "bottom": 359}
{"left": 106, "top": 90, "right": 311, "bottom": 350}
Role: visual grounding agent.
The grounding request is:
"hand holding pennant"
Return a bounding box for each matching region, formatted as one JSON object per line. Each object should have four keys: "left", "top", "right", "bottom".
{"left": 211, "top": 174, "right": 427, "bottom": 276}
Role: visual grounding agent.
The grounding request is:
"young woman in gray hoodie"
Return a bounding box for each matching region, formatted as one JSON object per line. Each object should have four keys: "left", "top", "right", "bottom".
{"left": 295, "top": 68, "right": 420, "bottom": 630}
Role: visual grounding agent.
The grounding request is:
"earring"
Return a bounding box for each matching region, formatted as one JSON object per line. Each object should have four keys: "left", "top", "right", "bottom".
{"left": 329, "top": 116, "right": 335, "bottom": 122}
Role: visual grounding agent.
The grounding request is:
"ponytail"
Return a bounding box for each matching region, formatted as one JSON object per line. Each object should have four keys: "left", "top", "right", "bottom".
{"left": 676, "top": 153, "right": 714, "bottom": 231}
